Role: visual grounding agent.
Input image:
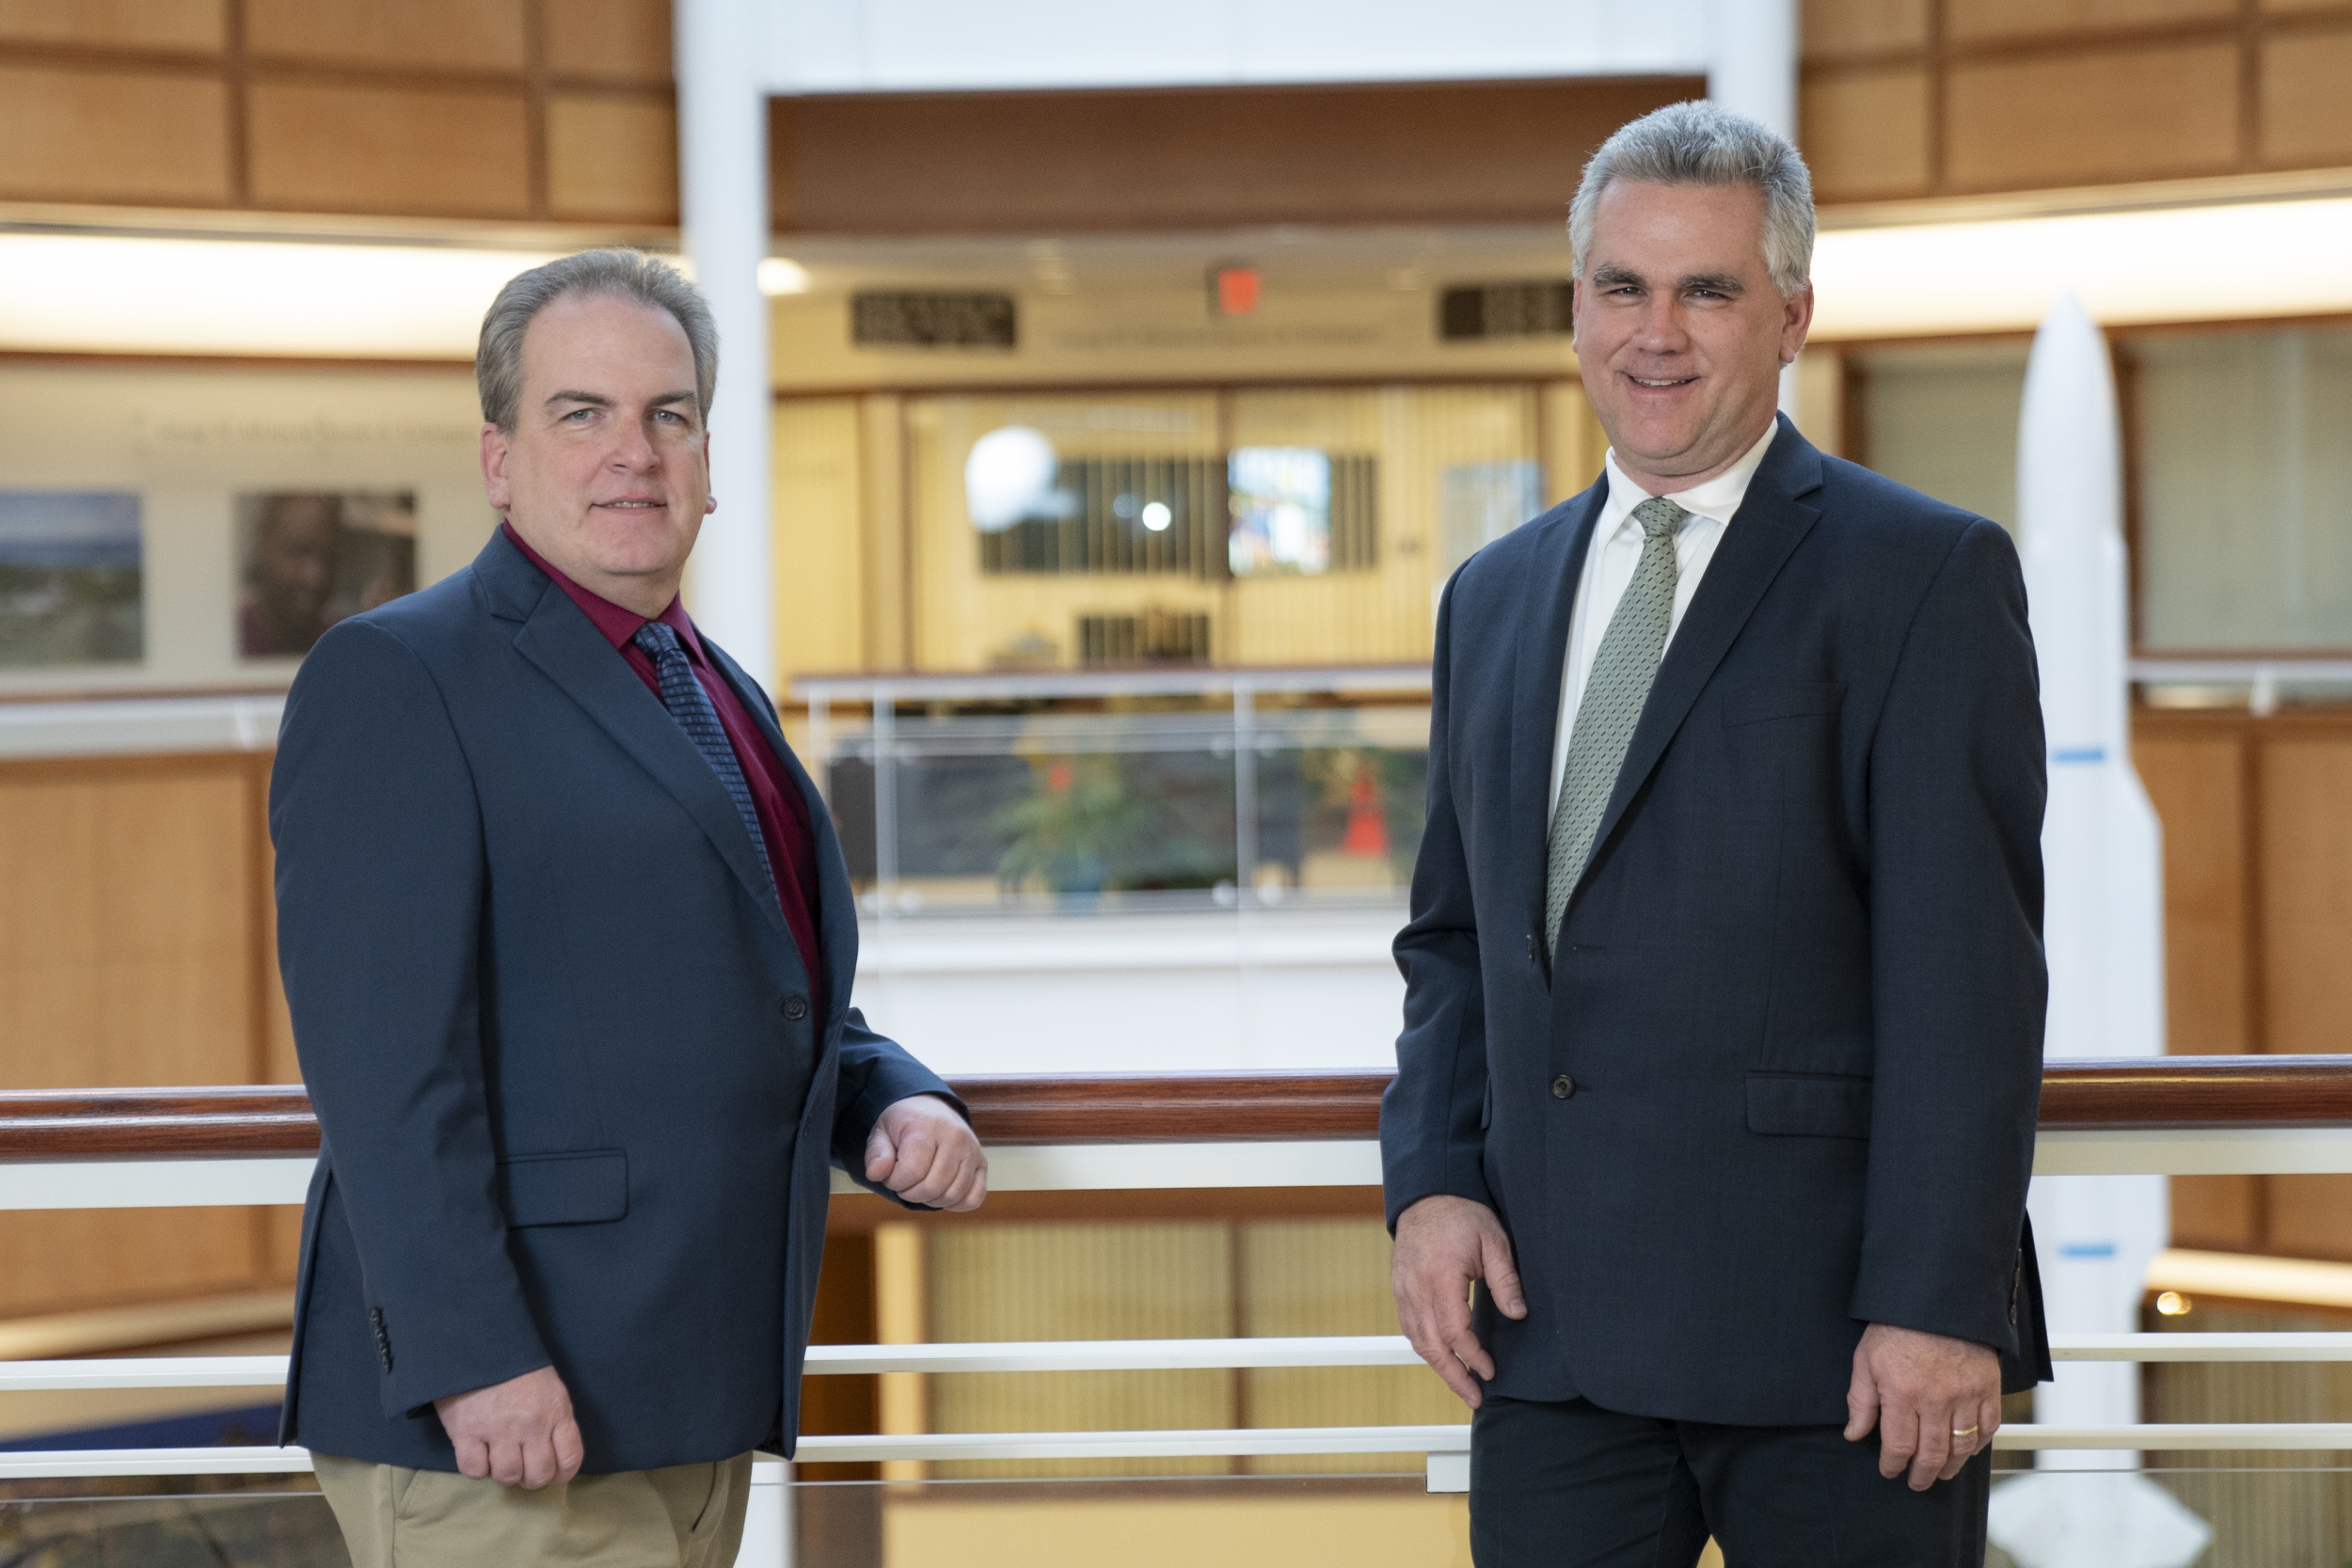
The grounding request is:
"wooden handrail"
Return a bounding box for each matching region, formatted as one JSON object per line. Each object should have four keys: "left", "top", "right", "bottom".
{"left": 3, "top": 1057, "right": 2351, "bottom": 1160}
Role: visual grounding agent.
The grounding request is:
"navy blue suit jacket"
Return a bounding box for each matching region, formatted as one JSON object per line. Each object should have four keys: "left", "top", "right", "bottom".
{"left": 1381, "top": 419, "right": 2052, "bottom": 1427}
{"left": 271, "top": 528, "right": 952, "bottom": 1473}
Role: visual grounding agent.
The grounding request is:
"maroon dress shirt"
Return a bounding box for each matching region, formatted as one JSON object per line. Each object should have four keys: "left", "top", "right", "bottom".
{"left": 502, "top": 523, "right": 825, "bottom": 1019}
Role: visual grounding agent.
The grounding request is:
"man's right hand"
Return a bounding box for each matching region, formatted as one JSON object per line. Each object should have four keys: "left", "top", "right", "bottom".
{"left": 1391, "top": 1195, "right": 1528, "bottom": 1409}
{"left": 433, "top": 1365, "right": 584, "bottom": 1488}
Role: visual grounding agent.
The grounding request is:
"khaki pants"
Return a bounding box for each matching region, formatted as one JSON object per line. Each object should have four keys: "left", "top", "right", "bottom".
{"left": 312, "top": 1450, "right": 753, "bottom": 1568}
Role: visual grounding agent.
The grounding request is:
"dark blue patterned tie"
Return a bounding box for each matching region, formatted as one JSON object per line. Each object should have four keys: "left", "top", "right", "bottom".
{"left": 632, "top": 620, "right": 776, "bottom": 897}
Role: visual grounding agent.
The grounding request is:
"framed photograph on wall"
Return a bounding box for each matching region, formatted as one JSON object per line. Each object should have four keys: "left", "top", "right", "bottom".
{"left": 0, "top": 490, "right": 144, "bottom": 668}
{"left": 234, "top": 490, "right": 418, "bottom": 658}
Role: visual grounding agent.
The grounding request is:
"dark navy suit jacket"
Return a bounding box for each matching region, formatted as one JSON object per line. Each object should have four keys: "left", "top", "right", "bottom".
{"left": 271, "top": 528, "right": 952, "bottom": 1473}
{"left": 1381, "top": 419, "right": 2053, "bottom": 1427}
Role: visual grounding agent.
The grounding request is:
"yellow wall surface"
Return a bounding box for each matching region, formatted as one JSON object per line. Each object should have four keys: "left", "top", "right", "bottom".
{"left": 781, "top": 378, "right": 1603, "bottom": 678}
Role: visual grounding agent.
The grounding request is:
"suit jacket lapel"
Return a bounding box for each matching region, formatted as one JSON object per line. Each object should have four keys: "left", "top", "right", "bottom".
{"left": 705, "top": 640, "right": 861, "bottom": 1037}
{"left": 479, "top": 531, "right": 793, "bottom": 954}
{"left": 1571, "top": 418, "right": 1825, "bottom": 909}
{"left": 1507, "top": 485, "right": 1608, "bottom": 937}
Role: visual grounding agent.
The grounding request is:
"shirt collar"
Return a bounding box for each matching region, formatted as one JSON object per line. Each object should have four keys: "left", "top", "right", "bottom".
{"left": 501, "top": 521, "right": 703, "bottom": 661}
{"left": 1599, "top": 419, "right": 1781, "bottom": 535}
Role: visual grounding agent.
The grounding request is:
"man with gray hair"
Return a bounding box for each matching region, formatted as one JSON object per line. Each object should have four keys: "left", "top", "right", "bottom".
{"left": 1384, "top": 103, "right": 2049, "bottom": 1562}
{"left": 272, "top": 249, "right": 986, "bottom": 1566}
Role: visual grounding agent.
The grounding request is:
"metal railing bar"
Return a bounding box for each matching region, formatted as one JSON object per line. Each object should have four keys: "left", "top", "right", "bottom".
{"left": 0, "top": 1447, "right": 315, "bottom": 1481}
{"left": 802, "top": 1336, "right": 1427, "bottom": 1372}
{"left": 790, "top": 667, "right": 1435, "bottom": 705}
{"left": 1999, "top": 1425, "right": 2352, "bottom": 1450}
{"left": 23, "top": 1333, "right": 2352, "bottom": 1394}
{"left": 8, "top": 1129, "right": 2352, "bottom": 1210}
{"left": 0, "top": 1354, "right": 289, "bottom": 1391}
{"left": 2051, "top": 1332, "right": 2352, "bottom": 1361}
{"left": 15, "top": 1423, "right": 2352, "bottom": 1481}
{"left": 789, "top": 1425, "right": 1470, "bottom": 1462}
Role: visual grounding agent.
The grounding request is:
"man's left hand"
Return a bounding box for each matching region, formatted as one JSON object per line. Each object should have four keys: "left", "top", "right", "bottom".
{"left": 1844, "top": 1323, "right": 2002, "bottom": 1491}
{"left": 865, "top": 1095, "right": 988, "bottom": 1211}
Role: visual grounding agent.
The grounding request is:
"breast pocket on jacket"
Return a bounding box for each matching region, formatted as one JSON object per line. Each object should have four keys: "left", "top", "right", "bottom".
{"left": 1721, "top": 681, "right": 1847, "bottom": 727}
{"left": 497, "top": 1149, "right": 629, "bottom": 1227}
{"left": 1745, "top": 1072, "right": 1871, "bottom": 1140}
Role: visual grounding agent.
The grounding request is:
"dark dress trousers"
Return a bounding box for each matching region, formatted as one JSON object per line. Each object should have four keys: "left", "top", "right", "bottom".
{"left": 271, "top": 527, "right": 952, "bottom": 1474}
{"left": 1382, "top": 418, "right": 2053, "bottom": 1431}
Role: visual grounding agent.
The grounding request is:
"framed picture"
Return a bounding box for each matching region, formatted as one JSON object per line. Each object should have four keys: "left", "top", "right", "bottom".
{"left": 234, "top": 490, "right": 418, "bottom": 658}
{"left": 0, "top": 490, "right": 144, "bottom": 668}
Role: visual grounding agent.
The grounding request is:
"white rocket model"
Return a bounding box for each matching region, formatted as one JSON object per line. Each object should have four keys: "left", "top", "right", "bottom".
{"left": 1986, "top": 295, "right": 2206, "bottom": 1567}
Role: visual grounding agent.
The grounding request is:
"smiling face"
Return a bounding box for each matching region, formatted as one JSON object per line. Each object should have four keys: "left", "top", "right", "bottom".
{"left": 1571, "top": 179, "right": 1813, "bottom": 495}
{"left": 480, "top": 292, "right": 713, "bottom": 617}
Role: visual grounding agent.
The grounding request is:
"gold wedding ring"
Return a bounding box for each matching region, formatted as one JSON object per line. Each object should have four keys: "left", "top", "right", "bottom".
{"left": 1951, "top": 1425, "right": 1980, "bottom": 1438}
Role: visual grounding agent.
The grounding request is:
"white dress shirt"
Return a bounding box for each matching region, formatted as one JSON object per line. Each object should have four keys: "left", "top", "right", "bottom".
{"left": 1548, "top": 420, "right": 1781, "bottom": 819}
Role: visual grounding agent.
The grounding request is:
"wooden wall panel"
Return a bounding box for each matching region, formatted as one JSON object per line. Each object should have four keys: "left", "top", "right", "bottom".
{"left": 2136, "top": 732, "right": 2252, "bottom": 1055}
{"left": 0, "top": 64, "right": 230, "bottom": 204}
{"left": 1801, "top": 69, "right": 1931, "bottom": 199}
{"left": 2260, "top": 27, "right": 2352, "bottom": 165}
{"left": 0, "top": 0, "right": 223, "bottom": 53}
{"left": 772, "top": 77, "right": 1704, "bottom": 235}
{"left": 1947, "top": 0, "right": 2233, "bottom": 44}
{"left": 544, "top": 0, "right": 673, "bottom": 83}
{"left": 547, "top": 91, "right": 678, "bottom": 223}
{"left": 1946, "top": 41, "right": 2240, "bottom": 189}
{"left": 1803, "top": 0, "right": 1931, "bottom": 56}
{"left": 1805, "top": 3, "right": 2351, "bottom": 201}
{"left": 2258, "top": 737, "right": 2352, "bottom": 1059}
{"left": 2138, "top": 720, "right": 2261, "bottom": 1253}
{"left": 2170, "top": 1171, "right": 2261, "bottom": 1252}
{"left": 0, "top": 761, "right": 256, "bottom": 1091}
{"left": 245, "top": 0, "right": 526, "bottom": 71}
{"left": 0, "top": 1209, "right": 262, "bottom": 1319}
{"left": 772, "top": 397, "right": 868, "bottom": 679}
{"left": 2258, "top": 1175, "right": 2352, "bottom": 1264}
{"left": 247, "top": 81, "right": 532, "bottom": 217}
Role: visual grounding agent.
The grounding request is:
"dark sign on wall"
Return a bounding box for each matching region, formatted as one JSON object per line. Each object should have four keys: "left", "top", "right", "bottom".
{"left": 1438, "top": 281, "right": 1576, "bottom": 341}
{"left": 851, "top": 292, "right": 1019, "bottom": 348}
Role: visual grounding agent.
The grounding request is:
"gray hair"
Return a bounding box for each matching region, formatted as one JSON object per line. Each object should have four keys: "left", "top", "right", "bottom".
{"left": 1567, "top": 102, "right": 1816, "bottom": 297}
{"left": 476, "top": 249, "right": 718, "bottom": 432}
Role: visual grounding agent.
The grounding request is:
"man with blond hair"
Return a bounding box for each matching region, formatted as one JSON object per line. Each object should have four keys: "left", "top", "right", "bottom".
{"left": 1384, "top": 104, "right": 2050, "bottom": 1563}
{"left": 273, "top": 250, "right": 986, "bottom": 1567}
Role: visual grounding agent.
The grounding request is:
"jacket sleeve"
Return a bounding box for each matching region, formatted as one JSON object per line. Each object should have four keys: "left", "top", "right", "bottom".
{"left": 1851, "top": 517, "right": 2048, "bottom": 1353}
{"left": 271, "top": 619, "right": 552, "bottom": 1418}
{"left": 1381, "top": 572, "right": 1496, "bottom": 1231}
{"left": 829, "top": 1007, "right": 964, "bottom": 1203}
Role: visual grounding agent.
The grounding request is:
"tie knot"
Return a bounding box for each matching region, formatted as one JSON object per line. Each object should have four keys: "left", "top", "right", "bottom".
{"left": 1631, "top": 497, "right": 1689, "bottom": 541}
{"left": 632, "top": 620, "right": 684, "bottom": 660}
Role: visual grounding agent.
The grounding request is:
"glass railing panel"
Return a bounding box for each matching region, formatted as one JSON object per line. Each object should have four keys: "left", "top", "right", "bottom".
{"left": 794, "top": 1465, "right": 2352, "bottom": 1568}
{"left": 831, "top": 709, "right": 1244, "bottom": 916}
{"left": 1250, "top": 705, "right": 1426, "bottom": 909}
{"left": 1986, "top": 1464, "right": 2352, "bottom": 1568}
{"left": 819, "top": 700, "right": 1431, "bottom": 916}
{"left": 0, "top": 1481, "right": 344, "bottom": 1567}
{"left": 793, "top": 1471, "right": 1469, "bottom": 1568}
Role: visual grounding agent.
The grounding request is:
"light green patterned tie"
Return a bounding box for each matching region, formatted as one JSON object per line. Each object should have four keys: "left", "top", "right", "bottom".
{"left": 1543, "top": 496, "right": 1689, "bottom": 958}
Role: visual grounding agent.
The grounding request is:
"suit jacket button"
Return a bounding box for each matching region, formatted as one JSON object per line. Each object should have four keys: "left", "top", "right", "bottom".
{"left": 782, "top": 995, "right": 809, "bottom": 1022}
{"left": 1526, "top": 934, "right": 1538, "bottom": 961}
{"left": 1551, "top": 1074, "right": 1575, "bottom": 1100}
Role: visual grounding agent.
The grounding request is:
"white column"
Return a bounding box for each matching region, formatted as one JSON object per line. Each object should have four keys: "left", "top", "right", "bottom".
{"left": 675, "top": 0, "right": 774, "bottom": 685}
{"left": 1708, "top": 0, "right": 1798, "bottom": 140}
{"left": 1707, "top": 0, "right": 1802, "bottom": 417}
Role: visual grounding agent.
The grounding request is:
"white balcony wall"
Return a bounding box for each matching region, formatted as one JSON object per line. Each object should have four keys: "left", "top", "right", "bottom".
{"left": 852, "top": 909, "right": 1406, "bottom": 1076}
{"left": 757, "top": 0, "right": 1715, "bottom": 94}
